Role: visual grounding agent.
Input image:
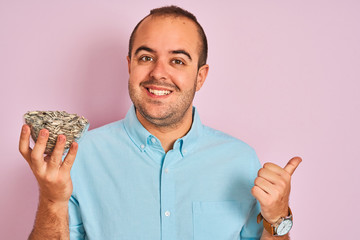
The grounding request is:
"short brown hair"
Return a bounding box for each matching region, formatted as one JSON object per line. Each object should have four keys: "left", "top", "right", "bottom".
{"left": 128, "top": 5, "right": 208, "bottom": 68}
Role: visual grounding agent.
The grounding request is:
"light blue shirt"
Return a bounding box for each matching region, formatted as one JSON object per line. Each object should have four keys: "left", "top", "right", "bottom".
{"left": 69, "top": 105, "right": 263, "bottom": 240}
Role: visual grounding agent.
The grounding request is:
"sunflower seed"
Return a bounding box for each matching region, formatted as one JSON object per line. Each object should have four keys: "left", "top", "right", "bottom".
{"left": 24, "top": 111, "right": 89, "bottom": 155}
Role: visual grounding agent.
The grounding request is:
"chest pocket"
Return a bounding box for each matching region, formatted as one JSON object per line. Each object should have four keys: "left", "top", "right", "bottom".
{"left": 192, "top": 201, "right": 246, "bottom": 240}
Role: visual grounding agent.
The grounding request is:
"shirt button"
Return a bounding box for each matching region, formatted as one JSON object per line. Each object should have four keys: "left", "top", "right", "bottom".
{"left": 164, "top": 168, "right": 169, "bottom": 173}
{"left": 165, "top": 211, "right": 171, "bottom": 217}
{"left": 151, "top": 138, "right": 156, "bottom": 143}
{"left": 140, "top": 144, "right": 145, "bottom": 149}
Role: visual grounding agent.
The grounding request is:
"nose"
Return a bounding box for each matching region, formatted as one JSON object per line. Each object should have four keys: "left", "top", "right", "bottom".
{"left": 149, "top": 59, "right": 169, "bottom": 80}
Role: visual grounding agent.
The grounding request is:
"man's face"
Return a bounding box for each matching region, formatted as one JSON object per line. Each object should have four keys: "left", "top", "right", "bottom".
{"left": 127, "top": 16, "right": 208, "bottom": 128}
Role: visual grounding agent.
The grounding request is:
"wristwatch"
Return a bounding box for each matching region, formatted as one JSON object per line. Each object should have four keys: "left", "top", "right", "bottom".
{"left": 257, "top": 208, "right": 293, "bottom": 236}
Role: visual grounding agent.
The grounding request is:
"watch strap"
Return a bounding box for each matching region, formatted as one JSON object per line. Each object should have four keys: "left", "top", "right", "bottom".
{"left": 257, "top": 207, "right": 292, "bottom": 236}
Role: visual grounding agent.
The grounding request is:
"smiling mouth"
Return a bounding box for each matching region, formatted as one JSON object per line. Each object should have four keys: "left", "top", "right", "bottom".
{"left": 147, "top": 88, "right": 172, "bottom": 96}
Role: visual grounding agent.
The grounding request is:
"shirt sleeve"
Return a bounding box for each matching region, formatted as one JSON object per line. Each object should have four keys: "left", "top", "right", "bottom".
{"left": 240, "top": 149, "right": 263, "bottom": 239}
{"left": 68, "top": 196, "right": 86, "bottom": 240}
{"left": 240, "top": 200, "right": 263, "bottom": 239}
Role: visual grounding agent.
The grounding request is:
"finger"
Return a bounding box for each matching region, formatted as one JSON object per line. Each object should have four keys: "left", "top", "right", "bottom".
{"left": 254, "top": 177, "right": 275, "bottom": 195}
{"left": 258, "top": 168, "right": 283, "bottom": 185}
{"left": 251, "top": 185, "right": 269, "bottom": 206}
{"left": 19, "top": 124, "right": 32, "bottom": 163}
{"left": 47, "top": 135, "right": 66, "bottom": 170}
{"left": 263, "top": 162, "right": 285, "bottom": 176}
{"left": 283, "top": 156, "right": 302, "bottom": 176}
{"left": 31, "top": 129, "right": 49, "bottom": 167}
{"left": 60, "top": 142, "right": 78, "bottom": 172}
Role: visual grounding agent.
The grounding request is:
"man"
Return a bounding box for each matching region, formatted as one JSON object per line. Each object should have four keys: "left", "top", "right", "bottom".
{"left": 19, "top": 5, "right": 301, "bottom": 240}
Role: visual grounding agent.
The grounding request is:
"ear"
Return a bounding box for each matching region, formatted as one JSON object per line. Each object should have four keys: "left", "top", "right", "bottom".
{"left": 127, "top": 56, "right": 131, "bottom": 74}
{"left": 195, "top": 64, "right": 209, "bottom": 91}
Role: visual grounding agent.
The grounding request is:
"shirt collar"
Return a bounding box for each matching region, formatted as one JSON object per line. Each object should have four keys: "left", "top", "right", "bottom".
{"left": 123, "top": 105, "right": 152, "bottom": 152}
{"left": 179, "top": 106, "right": 203, "bottom": 156}
{"left": 123, "top": 105, "right": 203, "bottom": 155}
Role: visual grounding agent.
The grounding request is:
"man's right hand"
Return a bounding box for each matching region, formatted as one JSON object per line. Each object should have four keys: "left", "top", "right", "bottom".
{"left": 19, "top": 124, "right": 78, "bottom": 239}
{"left": 19, "top": 124, "right": 78, "bottom": 204}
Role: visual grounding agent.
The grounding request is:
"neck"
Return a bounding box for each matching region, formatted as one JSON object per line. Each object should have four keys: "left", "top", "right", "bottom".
{"left": 136, "top": 106, "right": 193, "bottom": 153}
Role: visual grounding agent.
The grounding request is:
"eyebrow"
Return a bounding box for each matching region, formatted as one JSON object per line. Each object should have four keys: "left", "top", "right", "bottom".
{"left": 134, "top": 45, "right": 192, "bottom": 61}
{"left": 134, "top": 46, "right": 155, "bottom": 56}
{"left": 171, "top": 50, "right": 192, "bottom": 61}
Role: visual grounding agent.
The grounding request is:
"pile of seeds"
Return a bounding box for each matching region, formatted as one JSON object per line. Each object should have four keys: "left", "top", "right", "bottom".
{"left": 24, "top": 111, "right": 89, "bottom": 155}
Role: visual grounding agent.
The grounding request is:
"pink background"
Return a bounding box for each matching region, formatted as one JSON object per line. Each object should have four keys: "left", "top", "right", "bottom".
{"left": 1, "top": 1, "right": 359, "bottom": 239}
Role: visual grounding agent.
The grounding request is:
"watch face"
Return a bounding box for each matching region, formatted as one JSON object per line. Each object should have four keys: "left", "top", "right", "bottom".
{"left": 276, "top": 219, "right": 293, "bottom": 236}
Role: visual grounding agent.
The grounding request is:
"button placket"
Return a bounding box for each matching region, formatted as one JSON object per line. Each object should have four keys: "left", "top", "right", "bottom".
{"left": 160, "top": 151, "right": 177, "bottom": 239}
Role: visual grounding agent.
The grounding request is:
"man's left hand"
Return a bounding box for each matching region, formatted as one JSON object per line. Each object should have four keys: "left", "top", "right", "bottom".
{"left": 251, "top": 156, "right": 302, "bottom": 224}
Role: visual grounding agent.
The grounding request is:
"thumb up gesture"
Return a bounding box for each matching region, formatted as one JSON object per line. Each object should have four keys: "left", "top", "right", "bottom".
{"left": 251, "top": 157, "right": 302, "bottom": 224}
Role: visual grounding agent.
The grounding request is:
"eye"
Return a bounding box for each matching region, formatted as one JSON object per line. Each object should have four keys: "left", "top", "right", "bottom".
{"left": 139, "top": 56, "right": 154, "bottom": 62}
{"left": 172, "top": 59, "right": 184, "bottom": 65}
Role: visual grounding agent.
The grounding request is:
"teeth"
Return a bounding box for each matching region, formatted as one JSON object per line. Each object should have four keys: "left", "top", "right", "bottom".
{"left": 148, "top": 88, "right": 171, "bottom": 96}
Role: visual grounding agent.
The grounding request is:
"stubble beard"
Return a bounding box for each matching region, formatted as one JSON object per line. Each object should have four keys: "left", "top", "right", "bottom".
{"left": 128, "top": 79, "right": 197, "bottom": 129}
